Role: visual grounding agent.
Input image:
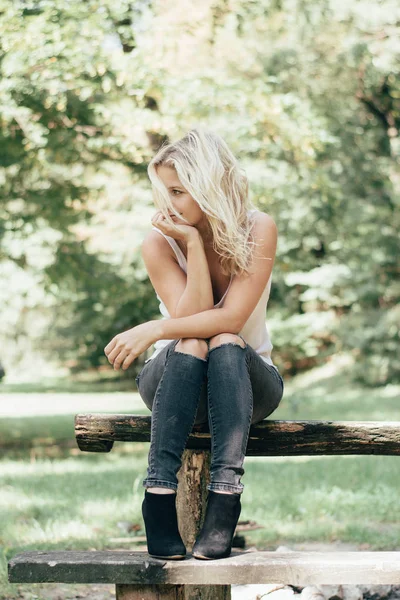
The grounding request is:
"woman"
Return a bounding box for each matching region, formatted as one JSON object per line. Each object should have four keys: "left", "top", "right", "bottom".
{"left": 104, "top": 127, "right": 284, "bottom": 561}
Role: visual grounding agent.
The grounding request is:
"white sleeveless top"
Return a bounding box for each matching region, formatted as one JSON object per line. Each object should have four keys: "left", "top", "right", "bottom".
{"left": 145, "top": 209, "right": 277, "bottom": 369}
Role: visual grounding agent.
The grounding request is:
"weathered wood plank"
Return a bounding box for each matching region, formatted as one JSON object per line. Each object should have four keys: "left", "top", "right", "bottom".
{"left": 116, "top": 583, "right": 185, "bottom": 599}
{"left": 116, "top": 584, "right": 230, "bottom": 599}
{"left": 8, "top": 550, "right": 400, "bottom": 585}
{"left": 75, "top": 415, "right": 400, "bottom": 455}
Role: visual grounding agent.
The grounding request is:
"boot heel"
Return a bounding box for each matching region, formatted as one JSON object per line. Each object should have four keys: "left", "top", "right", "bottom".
{"left": 142, "top": 490, "right": 186, "bottom": 560}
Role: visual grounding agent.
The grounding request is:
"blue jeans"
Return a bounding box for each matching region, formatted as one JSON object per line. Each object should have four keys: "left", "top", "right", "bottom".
{"left": 135, "top": 335, "right": 284, "bottom": 495}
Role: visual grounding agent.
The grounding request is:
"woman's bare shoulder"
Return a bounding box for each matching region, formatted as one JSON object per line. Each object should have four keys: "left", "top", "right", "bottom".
{"left": 141, "top": 228, "right": 177, "bottom": 261}
{"left": 250, "top": 209, "right": 277, "bottom": 228}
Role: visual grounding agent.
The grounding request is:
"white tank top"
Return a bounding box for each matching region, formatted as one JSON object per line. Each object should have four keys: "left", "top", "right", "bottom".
{"left": 145, "top": 210, "right": 277, "bottom": 369}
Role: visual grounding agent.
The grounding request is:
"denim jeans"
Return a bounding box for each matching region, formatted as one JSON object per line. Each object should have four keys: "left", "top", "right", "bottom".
{"left": 135, "top": 335, "right": 284, "bottom": 495}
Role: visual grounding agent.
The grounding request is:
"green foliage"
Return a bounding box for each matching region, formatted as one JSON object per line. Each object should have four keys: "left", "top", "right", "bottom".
{"left": 0, "top": 0, "right": 156, "bottom": 373}
{"left": 43, "top": 250, "right": 159, "bottom": 372}
{"left": 0, "top": 0, "right": 399, "bottom": 385}
{"left": 207, "top": 0, "right": 400, "bottom": 384}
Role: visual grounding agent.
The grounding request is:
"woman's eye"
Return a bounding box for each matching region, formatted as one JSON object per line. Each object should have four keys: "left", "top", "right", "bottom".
{"left": 172, "top": 190, "right": 181, "bottom": 195}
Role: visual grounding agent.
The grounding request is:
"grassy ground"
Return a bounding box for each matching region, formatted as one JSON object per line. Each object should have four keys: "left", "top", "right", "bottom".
{"left": 1, "top": 356, "right": 399, "bottom": 599}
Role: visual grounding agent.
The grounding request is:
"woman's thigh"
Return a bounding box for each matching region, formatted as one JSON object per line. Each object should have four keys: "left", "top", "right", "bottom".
{"left": 243, "top": 343, "right": 284, "bottom": 424}
{"left": 135, "top": 337, "right": 284, "bottom": 427}
{"left": 135, "top": 339, "right": 209, "bottom": 426}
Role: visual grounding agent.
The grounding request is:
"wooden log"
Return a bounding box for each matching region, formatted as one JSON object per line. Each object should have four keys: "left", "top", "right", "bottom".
{"left": 116, "top": 583, "right": 229, "bottom": 600}
{"left": 116, "top": 583, "right": 185, "bottom": 599}
{"left": 176, "top": 449, "right": 231, "bottom": 600}
{"left": 76, "top": 438, "right": 114, "bottom": 452}
{"left": 176, "top": 450, "right": 211, "bottom": 553}
{"left": 75, "top": 415, "right": 400, "bottom": 455}
{"left": 8, "top": 550, "right": 400, "bottom": 585}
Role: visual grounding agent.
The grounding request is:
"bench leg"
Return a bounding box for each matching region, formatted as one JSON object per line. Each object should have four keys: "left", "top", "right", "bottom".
{"left": 116, "top": 585, "right": 230, "bottom": 599}
{"left": 116, "top": 584, "right": 185, "bottom": 599}
{"left": 176, "top": 449, "right": 211, "bottom": 552}
{"left": 177, "top": 449, "right": 232, "bottom": 600}
{"left": 183, "top": 586, "right": 231, "bottom": 599}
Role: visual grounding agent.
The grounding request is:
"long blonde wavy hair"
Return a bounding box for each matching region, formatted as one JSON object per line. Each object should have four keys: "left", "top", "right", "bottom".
{"left": 147, "top": 127, "right": 259, "bottom": 276}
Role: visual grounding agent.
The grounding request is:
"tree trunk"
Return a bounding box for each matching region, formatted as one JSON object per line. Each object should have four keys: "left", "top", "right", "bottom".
{"left": 176, "top": 449, "right": 231, "bottom": 600}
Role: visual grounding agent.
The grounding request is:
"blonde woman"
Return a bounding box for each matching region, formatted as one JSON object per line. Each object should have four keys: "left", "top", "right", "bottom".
{"left": 104, "top": 128, "right": 284, "bottom": 561}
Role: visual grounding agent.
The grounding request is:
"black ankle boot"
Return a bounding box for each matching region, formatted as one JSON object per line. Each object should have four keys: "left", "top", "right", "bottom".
{"left": 141, "top": 490, "right": 186, "bottom": 560}
{"left": 192, "top": 490, "right": 241, "bottom": 560}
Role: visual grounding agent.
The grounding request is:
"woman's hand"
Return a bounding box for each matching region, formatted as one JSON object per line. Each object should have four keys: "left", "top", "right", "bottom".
{"left": 151, "top": 210, "right": 199, "bottom": 243}
{"left": 104, "top": 321, "right": 160, "bottom": 371}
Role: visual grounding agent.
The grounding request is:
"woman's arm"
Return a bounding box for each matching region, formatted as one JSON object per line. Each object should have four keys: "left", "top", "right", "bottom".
{"left": 164, "top": 213, "right": 278, "bottom": 340}
{"left": 105, "top": 212, "right": 277, "bottom": 370}
{"left": 156, "top": 306, "right": 240, "bottom": 341}
{"left": 175, "top": 231, "right": 214, "bottom": 317}
{"left": 104, "top": 306, "right": 241, "bottom": 371}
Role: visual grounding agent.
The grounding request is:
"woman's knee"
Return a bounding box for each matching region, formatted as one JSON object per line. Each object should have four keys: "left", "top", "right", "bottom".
{"left": 174, "top": 338, "right": 209, "bottom": 360}
{"left": 208, "top": 333, "right": 245, "bottom": 351}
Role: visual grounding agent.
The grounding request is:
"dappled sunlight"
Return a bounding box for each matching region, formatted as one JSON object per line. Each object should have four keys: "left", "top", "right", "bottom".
{"left": 304, "top": 386, "right": 361, "bottom": 402}
{"left": 0, "top": 392, "right": 147, "bottom": 418}
{"left": 21, "top": 519, "right": 94, "bottom": 545}
{"left": 285, "top": 353, "right": 355, "bottom": 389}
{"left": 79, "top": 498, "right": 137, "bottom": 521}
{"left": 380, "top": 385, "right": 400, "bottom": 398}
{"left": 270, "top": 518, "right": 339, "bottom": 538}
{"left": 0, "top": 488, "right": 58, "bottom": 511}
{"left": 243, "top": 509, "right": 346, "bottom": 544}
{"left": 245, "top": 455, "right": 333, "bottom": 464}
{"left": 281, "top": 376, "right": 400, "bottom": 420}
{"left": 1, "top": 450, "right": 399, "bottom": 561}
{"left": 0, "top": 455, "right": 145, "bottom": 478}
{"left": 305, "top": 484, "right": 398, "bottom": 519}
{"left": 241, "top": 454, "right": 400, "bottom": 544}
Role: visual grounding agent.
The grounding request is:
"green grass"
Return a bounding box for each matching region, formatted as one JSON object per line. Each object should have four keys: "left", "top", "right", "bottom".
{"left": 0, "top": 370, "right": 137, "bottom": 395}
{"left": 1, "top": 362, "right": 399, "bottom": 599}
{"left": 0, "top": 391, "right": 149, "bottom": 452}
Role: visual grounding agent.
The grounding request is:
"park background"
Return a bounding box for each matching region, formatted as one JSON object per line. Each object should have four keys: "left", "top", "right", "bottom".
{"left": 0, "top": 0, "right": 399, "bottom": 598}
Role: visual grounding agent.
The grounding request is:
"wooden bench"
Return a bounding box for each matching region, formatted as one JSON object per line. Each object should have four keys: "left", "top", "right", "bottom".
{"left": 8, "top": 416, "right": 400, "bottom": 599}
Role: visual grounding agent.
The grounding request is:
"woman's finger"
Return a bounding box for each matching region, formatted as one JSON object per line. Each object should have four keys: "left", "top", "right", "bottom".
{"left": 108, "top": 345, "right": 123, "bottom": 365}
{"left": 121, "top": 352, "right": 136, "bottom": 371}
{"left": 113, "top": 349, "right": 131, "bottom": 371}
{"left": 151, "top": 213, "right": 165, "bottom": 227}
{"left": 153, "top": 213, "right": 172, "bottom": 232}
{"left": 104, "top": 339, "right": 116, "bottom": 357}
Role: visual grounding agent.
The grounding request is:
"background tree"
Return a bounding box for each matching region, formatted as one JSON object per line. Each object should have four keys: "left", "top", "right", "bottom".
{"left": 1, "top": 0, "right": 398, "bottom": 384}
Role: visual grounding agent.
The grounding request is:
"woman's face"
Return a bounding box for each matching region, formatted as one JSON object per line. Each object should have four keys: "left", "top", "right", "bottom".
{"left": 156, "top": 165, "right": 208, "bottom": 231}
